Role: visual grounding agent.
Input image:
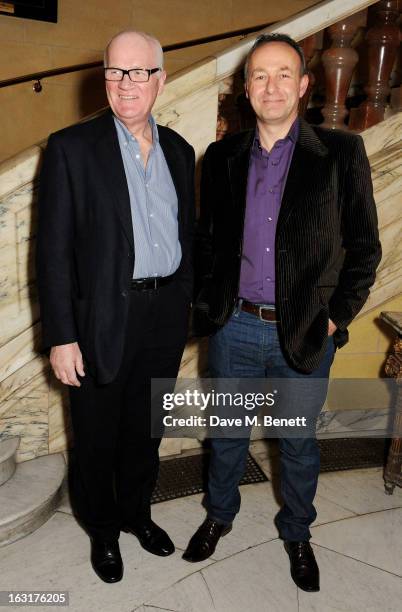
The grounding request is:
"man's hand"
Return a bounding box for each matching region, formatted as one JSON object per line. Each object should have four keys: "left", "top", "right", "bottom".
{"left": 50, "top": 342, "right": 85, "bottom": 387}
{"left": 328, "top": 319, "right": 337, "bottom": 337}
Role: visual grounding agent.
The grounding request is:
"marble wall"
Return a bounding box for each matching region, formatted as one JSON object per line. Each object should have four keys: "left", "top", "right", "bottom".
{"left": 0, "top": 1, "right": 400, "bottom": 461}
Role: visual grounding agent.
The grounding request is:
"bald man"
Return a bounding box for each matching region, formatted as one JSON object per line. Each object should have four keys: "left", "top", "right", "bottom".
{"left": 36, "top": 31, "right": 195, "bottom": 583}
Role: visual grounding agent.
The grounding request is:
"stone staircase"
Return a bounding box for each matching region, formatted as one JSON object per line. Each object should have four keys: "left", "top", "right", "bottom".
{"left": 0, "top": 438, "right": 65, "bottom": 547}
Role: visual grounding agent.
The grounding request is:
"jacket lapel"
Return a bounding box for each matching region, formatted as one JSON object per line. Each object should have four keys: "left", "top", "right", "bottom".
{"left": 94, "top": 111, "right": 134, "bottom": 249}
{"left": 158, "top": 129, "right": 185, "bottom": 235}
{"left": 278, "top": 118, "right": 328, "bottom": 231}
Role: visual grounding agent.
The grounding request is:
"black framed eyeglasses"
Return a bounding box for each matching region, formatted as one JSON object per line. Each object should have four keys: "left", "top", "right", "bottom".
{"left": 104, "top": 67, "right": 161, "bottom": 82}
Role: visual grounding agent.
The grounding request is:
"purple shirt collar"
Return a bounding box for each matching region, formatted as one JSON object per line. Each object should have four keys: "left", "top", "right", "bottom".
{"left": 253, "top": 117, "right": 299, "bottom": 152}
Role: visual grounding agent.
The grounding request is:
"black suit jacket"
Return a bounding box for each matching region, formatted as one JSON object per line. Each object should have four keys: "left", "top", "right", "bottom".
{"left": 36, "top": 110, "right": 195, "bottom": 384}
{"left": 194, "top": 118, "right": 381, "bottom": 373}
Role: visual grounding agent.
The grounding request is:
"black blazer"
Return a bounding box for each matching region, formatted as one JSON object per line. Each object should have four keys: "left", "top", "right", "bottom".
{"left": 36, "top": 110, "right": 195, "bottom": 384}
{"left": 194, "top": 118, "right": 381, "bottom": 373}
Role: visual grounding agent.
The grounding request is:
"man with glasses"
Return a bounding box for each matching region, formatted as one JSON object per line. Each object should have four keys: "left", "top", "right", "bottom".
{"left": 184, "top": 33, "right": 381, "bottom": 592}
{"left": 36, "top": 30, "right": 195, "bottom": 583}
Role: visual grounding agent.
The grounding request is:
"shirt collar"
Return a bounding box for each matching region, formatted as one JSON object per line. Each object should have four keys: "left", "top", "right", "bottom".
{"left": 113, "top": 114, "right": 159, "bottom": 146}
{"left": 253, "top": 116, "right": 299, "bottom": 151}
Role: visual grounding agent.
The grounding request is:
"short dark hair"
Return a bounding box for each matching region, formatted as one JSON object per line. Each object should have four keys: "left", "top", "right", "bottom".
{"left": 244, "top": 33, "right": 307, "bottom": 79}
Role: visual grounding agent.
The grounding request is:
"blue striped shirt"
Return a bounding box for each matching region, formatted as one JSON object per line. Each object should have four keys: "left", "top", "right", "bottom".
{"left": 114, "top": 115, "right": 181, "bottom": 278}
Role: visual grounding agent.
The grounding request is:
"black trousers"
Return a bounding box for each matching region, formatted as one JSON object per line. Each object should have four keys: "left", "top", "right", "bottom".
{"left": 69, "top": 278, "right": 190, "bottom": 540}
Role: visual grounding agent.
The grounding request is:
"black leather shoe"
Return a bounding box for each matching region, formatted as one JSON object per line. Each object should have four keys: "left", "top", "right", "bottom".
{"left": 182, "top": 518, "right": 232, "bottom": 562}
{"left": 284, "top": 540, "right": 320, "bottom": 592}
{"left": 90, "top": 538, "right": 123, "bottom": 583}
{"left": 123, "top": 520, "right": 175, "bottom": 556}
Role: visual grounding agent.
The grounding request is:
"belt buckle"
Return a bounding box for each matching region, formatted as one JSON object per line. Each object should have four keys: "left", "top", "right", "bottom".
{"left": 258, "top": 305, "right": 276, "bottom": 323}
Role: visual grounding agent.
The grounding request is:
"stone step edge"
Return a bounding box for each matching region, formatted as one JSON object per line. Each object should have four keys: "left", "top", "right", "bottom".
{"left": 0, "top": 454, "right": 66, "bottom": 548}
{"left": 0, "top": 437, "right": 20, "bottom": 487}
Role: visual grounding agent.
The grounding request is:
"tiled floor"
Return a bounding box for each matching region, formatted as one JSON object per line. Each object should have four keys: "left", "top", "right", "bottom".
{"left": 1, "top": 447, "right": 402, "bottom": 612}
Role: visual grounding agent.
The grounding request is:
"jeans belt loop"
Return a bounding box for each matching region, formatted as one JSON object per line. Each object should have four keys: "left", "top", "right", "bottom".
{"left": 234, "top": 298, "right": 243, "bottom": 317}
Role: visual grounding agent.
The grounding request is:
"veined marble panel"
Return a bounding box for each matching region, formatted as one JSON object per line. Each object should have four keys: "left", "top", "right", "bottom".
{"left": 316, "top": 408, "right": 390, "bottom": 438}
{"left": 155, "top": 83, "right": 219, "bottom": 160}
{"left": 0, "top": 180, "right": 39, "bottom": 348}
{"left": 48, "top": 375, "right": 72, "bottom": 456}
{"left": 371, "top": 151, "right": 401, "bottom": 221}
{"left": 0, "top": 366, "right": 49, "bottom": 462}
{"left": 360, "top": 219, "right": 401, "bottom": 317}
{"left": 179, "top": 338, "right": 208, "bottom": 379}
{"left": 0, "top": 354, "right": 46, "bottom": 404}
{"left": 155, "top": 57, "right": 217, "bottom": 116}
{"left": 358, "top": 114, "right": 402, "bottom": 318}
{"left": 376, "top": 189, "right": 401, "bottom": 232}
{"left": 377, "top": 224, "right": 401, "bottom": 274}
{"left": 0, "top": 145, "right": 42, "bottom": 201}
{"left": 362, "top": 112, "right": 402, "bottom": 158}
{"left": 0, "top": 324, "right": 41, "bottom": 385}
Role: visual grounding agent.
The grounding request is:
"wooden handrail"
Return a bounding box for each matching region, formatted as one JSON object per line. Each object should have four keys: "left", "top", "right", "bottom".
{"left": 0, "top": 21, "right": 274, "bottom": 90}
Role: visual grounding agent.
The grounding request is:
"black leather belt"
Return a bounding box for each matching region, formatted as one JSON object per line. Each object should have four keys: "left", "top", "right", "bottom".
{"left": 131, "top": 274, "right": 175, "bottom": 290}
{"left": 241, "top": 300, "right": 279, "bottom": 322}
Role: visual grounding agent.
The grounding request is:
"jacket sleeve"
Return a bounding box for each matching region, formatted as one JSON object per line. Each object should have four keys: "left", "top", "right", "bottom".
{"left": 36, "top": 134, "right": 78, "bottom": 349}
{"left": 179, "top": 144, "right": 196, "bottom": 301}
{"left": 329, "top": 135, "right": 382, "bottom": 330}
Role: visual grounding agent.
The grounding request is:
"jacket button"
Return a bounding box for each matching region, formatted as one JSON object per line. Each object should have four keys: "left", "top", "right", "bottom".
{"left": 121, "top": 290, "right": 128, "bottom": 297}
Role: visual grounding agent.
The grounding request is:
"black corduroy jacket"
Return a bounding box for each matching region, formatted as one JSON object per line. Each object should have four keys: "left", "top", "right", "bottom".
{"left": 193, "top": 118, "right": 381, "bottom": 373}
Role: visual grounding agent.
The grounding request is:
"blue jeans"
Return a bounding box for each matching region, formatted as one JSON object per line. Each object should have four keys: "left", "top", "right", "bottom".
{"left": 206, "top": 306, "right": 335, "bottom": 541}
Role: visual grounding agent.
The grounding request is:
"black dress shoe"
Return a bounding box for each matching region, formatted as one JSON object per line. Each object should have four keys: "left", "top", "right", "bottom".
{"left": 123, "top": 520, "right": 175, "bottom": 556}
{"left": 90, "top": 538, "right": 123, "bottom": 583}
{"left": 284, "top": 540, "right": 320, "bottom": 592}
{"left": 182, "top": 518, "right": 232, "bottom": 562}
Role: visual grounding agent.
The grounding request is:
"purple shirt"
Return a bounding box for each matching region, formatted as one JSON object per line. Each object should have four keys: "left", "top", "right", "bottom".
{"left": 239, "top": 118, "right": 299, "bottom": 304}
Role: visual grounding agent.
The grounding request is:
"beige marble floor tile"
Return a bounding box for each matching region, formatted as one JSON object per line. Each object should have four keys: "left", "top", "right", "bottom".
{"left": 56, "top": 477, "right": 71, "bottom": 515}
{"left": 0, "top": 512, "right": 213, "bottom": 612}
{"left": 144, "top": 571, "right": 217, "bottom": 612}
{"left": 298, "top": 545, "right": 402, "bottom": 612}
{"left": 316, "top": 467, "right": 402, "bottom": 515}
{"left": 134, "top": 607, "right": 176, "bottom": 612}
{"left": 200, "top": 539, "right": 298, "bottom": 612}
{"left": 311, "top": 507, "right": 402, "bottom": 577}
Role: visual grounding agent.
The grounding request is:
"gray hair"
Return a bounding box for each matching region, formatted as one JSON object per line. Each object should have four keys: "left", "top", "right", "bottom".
{"left": 244, "top": 33, "right": 307, "bottom": 80}
{"left": 104, "top": 30, "right": 164, "bottom": 70}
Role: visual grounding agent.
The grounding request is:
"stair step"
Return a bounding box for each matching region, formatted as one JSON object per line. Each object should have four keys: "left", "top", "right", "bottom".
{"left": 0, "top": 453, "right": 66, "bottom": 547}
{"left": 0, "top": 438, "right": 19, "bottom": 487}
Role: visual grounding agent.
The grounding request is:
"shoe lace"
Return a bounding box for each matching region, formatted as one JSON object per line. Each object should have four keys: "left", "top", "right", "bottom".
{"left": 198, "top": 519, "right": 222, "bottom": 538}
{"left": 293, "top": 542, "right": 314, "bottom": 562}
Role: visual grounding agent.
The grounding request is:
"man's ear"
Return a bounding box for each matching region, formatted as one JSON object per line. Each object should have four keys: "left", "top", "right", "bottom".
{"left": 299, "top": 73, "right": 309, "bottom": 99}
{"left": 157, "top": 69, "right": 167, "bottom": 95}
{"left": 244, "top": 81, "right": 249, "bottom": 99}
